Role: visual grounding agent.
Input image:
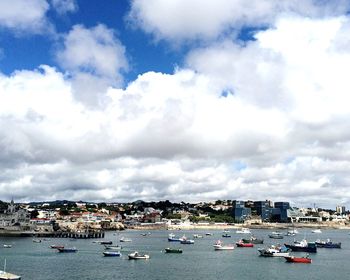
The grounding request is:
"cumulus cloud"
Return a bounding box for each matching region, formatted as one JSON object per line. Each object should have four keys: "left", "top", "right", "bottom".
{"left": 56, "top": 24, "right": 129, "bottom": 106}
{"left": 127, "top": 0, "right": 350, "bottom": 42}
{"left": 2, "top": 12, "right": 350, "bottom": 207}
{"left": 51, "top": 0, "right": 77, "bottom": 14}
{"left": 0, "top": 0, "right": 50, "bottom": 32}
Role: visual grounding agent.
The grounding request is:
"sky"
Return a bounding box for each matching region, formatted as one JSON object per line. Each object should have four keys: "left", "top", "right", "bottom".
{"left": 1, "top": 0, "right": 350, "bottom": 208}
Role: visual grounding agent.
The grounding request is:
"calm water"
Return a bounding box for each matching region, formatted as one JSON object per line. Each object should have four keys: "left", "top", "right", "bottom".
{"left": 1, "top": 229, "right": 350, "bottom": 279}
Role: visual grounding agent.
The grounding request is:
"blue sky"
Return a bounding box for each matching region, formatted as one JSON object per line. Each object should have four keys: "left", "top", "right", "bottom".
{"left": 1, "top": 0, "right": 350, "bottom": 208}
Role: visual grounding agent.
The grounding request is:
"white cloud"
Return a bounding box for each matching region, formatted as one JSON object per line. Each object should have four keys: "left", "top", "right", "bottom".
{"left": 2, "top": 13, "right": 350, "bottom": 207}
{"left": 56, "top": 24, "right": 129, "bottom": 106}
{"left": 51, "top": 0, "right": 77, "bottom": 14}
{"left": 0, "top": 0, "right": 50, "bottom": 32}
{"left": 128, "top": 0, "right": 350, "bottom": 42}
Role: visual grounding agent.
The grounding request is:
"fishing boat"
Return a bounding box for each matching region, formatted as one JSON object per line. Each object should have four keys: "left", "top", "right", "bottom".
{"left": 50, "top": 245, "right": 64, "bottom": 249}
{"left": 236, "top": 228, "right": 251, "bottom": 234}
{"left": 268, "top": 232, "right": 284, "bottom": 239}
{"left": 284, "top": 255, "right": 312, "bottom": 263}
{"left": 0, "top": 260, "right": 21, "bottom": 280}
{"left": 168, "top": 233, "right": 182, "bottom": 242}
{"left": 103, "top": 251, "right": 122, "bottom": 257}
{"left": 119, "top": 237, "right": 132, "bottom": 243}
{"left": 128, "top": 251, "right": 150, "bottom": 260}
{"left": 311, "top": 229, "right": 322, "bottom": 234}
{"left": 213, "top": 240, "right": 234, "bottom": 250}
{"left": 180, "top": 235, "right": 194, "bottom": 244}
{"left": 258, "top": 245, "right": 290, "bottom": 257}
{"left": 236, "top": 240, "right": 254, "bottom": 247}
{"left": 57, "top": 247, "right": 78, "bottom": 253}
{"left": 164, "top": 248, "right": 183, "bottom": 253}
{"left": 222, "top": 233, "right": 231, "bottom": 238}
{"left": 284, "top": 239, "right": 317, "bottom": 253}
{"left": 315, "top": 239, "right": 341, "bottom": 248}
{"left": 104, "top": 245, "right": 122, "bottom": 250}
{"left": 3, "top": 245, "right": 12, "bottom": 248}
{"left": 242, "top": 236, "right": 264, "bottom": 244}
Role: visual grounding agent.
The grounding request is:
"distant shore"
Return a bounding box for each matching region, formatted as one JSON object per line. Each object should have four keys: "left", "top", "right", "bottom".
{"left": 130, "top": 222, "right": 350, "bottom": 231}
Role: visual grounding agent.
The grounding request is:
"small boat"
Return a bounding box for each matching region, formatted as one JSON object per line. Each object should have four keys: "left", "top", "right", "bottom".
{"left": 223, "top": 229, "right": 230, "bottom": 233}
{"left": 205, "top": 233, "right": 213, "bottom": 236}
{"left": 242, "top": 236, "right": 264, "bottom": 244}
{"left": 236, "top": 228, "right": 251, "bottom": 234}
{"left": 168, "top": 233, "right": 182, "bottom": 242}
{"left": 193, "top": 234, "right": 203, "bottom": 238}
{"left": 236, "top": 240, "right": 254, "bottom": 247}
{"left": 180, "top": 236, "right": 194, "bottom": 244}
{"left": 258, "top": 245, "right": 290, "bottom": 257}
{"left": 128, "top": 251, "right": 150, "bottom": 260}
{"left": 119, "top": 237, "right": 132, "bottom": 242}
{"left": 284, "top": 239, "right": 317, "bottom": 253}
{"left": 213, "top": 240, "right": 234, "bottom": 250}
{"left": 315, "top": 239, "right": 341, "bottom": 248}
{"left": 32, "top": 239, "right": 41, "bottom": 243}
{"left": 3, "top": 245, "right": 12, "bottom": 248}
{"left": 103, "top": 251, "right": 122, "bottom": 257}
{"left": 311, "top": 229, "right": 322, "bottom": 234}
{"left": 268, "top": 232, "right": 284, "bottom": 239}
{"left": 164, "top": 248, "right": 183, "bottom": 253}
{"left": 285, "top": 255, "right": 312, "bottom": 263}
{"left": 104, "top": 245, "right": 122, "bottom": 250}
{"left": 0, "top": 260, "right": 21, "bottom": 280}
{"left": 99, "top": 241, "right": 113, "bottom": 245}
{"left": 222, "top": 233, "right": 231, "bottom": 238}
{"left": 50, "top": 245, "right": 64, "bottom": 249}
{"left": 57, "top": 247, "right": 78, "bottom": 253}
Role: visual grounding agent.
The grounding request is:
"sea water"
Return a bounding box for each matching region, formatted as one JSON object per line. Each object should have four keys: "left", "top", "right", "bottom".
{"left": 0, "top": 229, "right": 349, "bottom": 280}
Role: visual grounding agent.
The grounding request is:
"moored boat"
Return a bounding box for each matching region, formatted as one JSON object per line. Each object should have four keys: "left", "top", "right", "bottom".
{"left": 99, "top": 241, "right": 113, "bottom": 245}
{"left": 180, "top": 236, "right": 194, "bottom": 244}
{"left": 236, "top": 240, "right": 254, "bottom": 247}
{"left": 0, "top": 260, "right": 21, "bottom": 280}
{"left": 57, "top": 247, "right": 78, "bottom": 253}
{"left": 284, "top": 255, "right": 312, "bottom": 263}
{"left": 168, "top": 233, "right": 182, "bottom": 242}
{"left": 242, "top": 236, "right": 263, "bottom": 244}
{"left": 164, "top": 248, "right": 183, "bottom": 253}
{"left": 119, "top": 237, "right": 132, "bottom": 242}
{"left": 315, "top": 239, "right": 341, "bottom": 248}
{"left": 268, "top": 232, "right": 284, "bottom": 239}
{"left": 104, "top": 245, "right": 122, "bottom": 250}
{"left": 3, "top": 245, "right": 12, "bottom": 248}
{"left": 50, "top": 245, "right": 64, "bottom": 249}
{"left": 128, "top": 251, "right": 150, "bottom": 260}
{"left": 213, "top": 240, "right": 234, "bottom": 250}
{"left": 311, "top": 229, "right": 322, "bottom": 234}
{"left": 258, "top": 245, "right": 290, "bottom": 257}
{"left": 236, "top": 228, "right": 251, "bottom": 234}
{"left": 284, "top": 239, "right": 317, "bottom": 253}
{"left": 103, "top": 251, "right": 122, "bottom": 257}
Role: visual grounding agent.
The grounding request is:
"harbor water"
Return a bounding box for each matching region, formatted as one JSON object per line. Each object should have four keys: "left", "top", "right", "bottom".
{"left": 1, "top": 228, "right": 350, "bottom": 279}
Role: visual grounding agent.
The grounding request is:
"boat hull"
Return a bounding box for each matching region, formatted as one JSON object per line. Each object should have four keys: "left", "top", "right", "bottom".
{"left": 242, "top": 238, "right": 263, "bottom": 244}
{"left": 315, "top": 242, "right": 341, "bottom": 248}
{"left": 103, "top": 251, "right": 121, "bottom": 257}
{"left": 165, "top": 248, "right": 183, "bottom": 253}
{"left": 284, "top": 256, "right": 312, "bottom": 263}
{"left": 284, "top": 244, "right": 317, "bottom": 253}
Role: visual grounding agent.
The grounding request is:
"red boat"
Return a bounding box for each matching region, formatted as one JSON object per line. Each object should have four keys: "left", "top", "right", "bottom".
{"left": 236, "top": 241, "right": 254, "bottom": 247}
{"left": 284, "top": 256, "right": 312, "bottom": 263}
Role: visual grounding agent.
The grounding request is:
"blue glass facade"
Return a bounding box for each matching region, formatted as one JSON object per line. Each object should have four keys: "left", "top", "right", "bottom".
{"left": 232, "top": 200, "right": 251, "bottom": 222}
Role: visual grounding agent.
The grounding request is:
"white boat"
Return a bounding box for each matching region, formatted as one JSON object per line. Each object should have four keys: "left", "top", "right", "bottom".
{"left": 213, "top": 240, "right": 234, "bottom": 250}
{"left": 32, "top": 239, "right": 41, "bottom": 243}
{"left": 3, "top": 245, "right": 12, "bottom": 248}
{"left": 0, "top": 260, "right": 21, "bottom": 280}
{"left": 311, "top": 229, "right": 322, "bottom": 233}
{"left": 236, "top": 228, "right": 251, "bottom": 234}
{"left": 258, "top": 245, "right": 290, "bottom": 257}
{"left": 119, "top": 237, "right": 132, "bottom": 242}
{"left": 128, "top": 251, "right": 150, "bottom": 260}
{"left": 104, "top": 245, "right": 122, "bottom": 250}
{"left": 193, "top": 234, "right": 203, "bottom": 238}
{"left": 180, "top": 235, "right": 194, "bottom": 244}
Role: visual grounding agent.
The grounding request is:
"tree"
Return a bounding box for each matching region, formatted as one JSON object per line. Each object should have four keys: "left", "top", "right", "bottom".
{"left": 30, "top": 210, "right": 39, "bottom": 219}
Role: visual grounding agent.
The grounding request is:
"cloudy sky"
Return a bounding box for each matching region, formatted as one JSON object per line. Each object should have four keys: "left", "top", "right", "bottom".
{"left": 1, "top": 0, "right": 350, "bottom": 207}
